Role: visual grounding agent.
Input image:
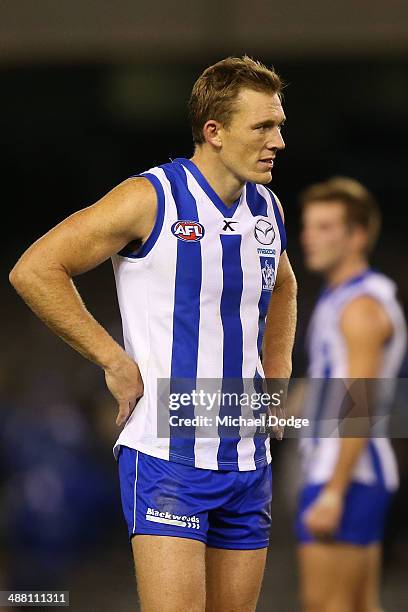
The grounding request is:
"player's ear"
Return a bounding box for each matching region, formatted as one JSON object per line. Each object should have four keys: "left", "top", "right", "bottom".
{"left": 202, "top": 120, "right": 223, "bottom": 148}
{"left": 351, "top": 225, "right": 369, "bottom": 253}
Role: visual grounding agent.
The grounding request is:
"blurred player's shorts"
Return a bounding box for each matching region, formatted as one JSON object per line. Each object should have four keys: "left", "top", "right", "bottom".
{"left": 296, "top": 482, "right": 393, "bottom": 546}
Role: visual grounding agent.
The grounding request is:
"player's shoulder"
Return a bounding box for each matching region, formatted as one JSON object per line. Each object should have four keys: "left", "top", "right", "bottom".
{"left": 87, "top": 175, "right": 159, "bottom": 245}
{"left": 264, "top": 186, "right": 285, "bottom": 221}
{"left": 110, "top": 175, "right": 158, "bottom": 216}
{"left": 361, "top": 270, "right": 397, "bottom": 295}
{"left": 340, "top": 294, "right": 392, "bottom": 343}
{"left": 121, "top": 174, "right": 157, "bottom": 195}
{"left": 333, "top": 270, "right": 396, "bottom": 303}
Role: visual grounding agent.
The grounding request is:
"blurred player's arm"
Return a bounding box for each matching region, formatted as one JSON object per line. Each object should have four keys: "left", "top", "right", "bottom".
{"left": 9, "top": 177, "right": 157, "bottom": 426}
{"left": 305, "top": 296, "right": 393, "bottom": 536}
{"left": 262, "top": 197, "right": 297, "bottom": 379}
{"left": 325, "top": 296, "right": 393, "bottom": 496}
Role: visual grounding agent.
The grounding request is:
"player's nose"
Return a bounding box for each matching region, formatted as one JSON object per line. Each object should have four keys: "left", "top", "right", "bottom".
{"left": 266, "top": 129, "right": 285, "bottom": 152}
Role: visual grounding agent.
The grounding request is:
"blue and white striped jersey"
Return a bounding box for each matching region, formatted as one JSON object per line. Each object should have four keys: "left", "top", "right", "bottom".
{"left": 300, "top": 270, "right": 407, "bottom": 491}
{"left": 112, "top": 158, "right": 286, "bottom": 470}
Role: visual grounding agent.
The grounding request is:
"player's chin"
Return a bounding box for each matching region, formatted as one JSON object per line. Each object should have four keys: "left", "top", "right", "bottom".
{"left": 305, "top": 258, "right": 326, "bottom": 273}
{"left": 252, "top": 169, "right": 273, "bottom": 184}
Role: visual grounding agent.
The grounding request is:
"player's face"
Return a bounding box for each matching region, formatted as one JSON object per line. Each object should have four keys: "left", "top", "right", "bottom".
{"left": 219, "top": 89, "right": 286, "bottom": 184}
{"left": 301, "top": 202, "right": 355, "bottom": 273}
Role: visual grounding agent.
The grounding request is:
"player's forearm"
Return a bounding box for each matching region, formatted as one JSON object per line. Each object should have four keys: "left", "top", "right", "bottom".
{"left": 9, "top": 264, "right": 127, "bottom": 371}
{"left": 325, "top": 438, "right": 369, "bottom": 497}
{"left": 262, "top": 274, "right": 297, "bottom": 378}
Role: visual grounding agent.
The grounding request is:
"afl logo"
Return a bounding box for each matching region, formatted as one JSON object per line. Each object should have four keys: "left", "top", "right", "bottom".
{"left": 254, "top": 219, "right": 275, "bottom": 245}
{"left": 171, "top": 220, "right": 205, "bottom": 242}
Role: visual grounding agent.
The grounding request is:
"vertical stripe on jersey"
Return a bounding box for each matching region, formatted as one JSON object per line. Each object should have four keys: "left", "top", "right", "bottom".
{"left": 245, "top": 183, "right": 275, "bottom": 356}
{"left": 216, "top": 234, "right": 243, "bottom": 469}
{"left": 255, "top": 256, "right": 273, "bottom": 463}
{"left": 236, "top": 192, "right": 262, "bottom": 469}
{"left": 266, "top": 188, "right": 286, "bottom": 253}
{"left": 368, "top": 441, "right": 386, "bottom": 488}
{"left": 245, "top": 182, "right": 269, "bottom": 217}
{"left": 183, "top": 167, "right": 225, "bottom": 469}
{"left": 246, "top": 185, "right": 276, "bottom": 467}
{"left": 256, "top": 256, "right": 275, "bottom": 353}
{"left": 118, "top": 172, "right": 166, "bottom": 258}
{"left": 312, "top": 345, "right": 332, "bottom": 444}
{"left": 162, "top": 163, "right": 201, "bottom": 464}
{"left": 237, "top": 189, "right": 270, "bottom": 468}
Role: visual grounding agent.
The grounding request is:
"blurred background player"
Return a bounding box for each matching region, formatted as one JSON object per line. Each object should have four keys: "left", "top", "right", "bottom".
{"left": 296, "top": 177, "right": 407, "bottom": 612}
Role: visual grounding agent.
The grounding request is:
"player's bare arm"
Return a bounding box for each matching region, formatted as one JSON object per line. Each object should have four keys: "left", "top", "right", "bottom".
{"left": 260, "top": 195, "right": 297, "bottom": 440}
{"left": 262, "top": 194, "right": 297, "bottom": 379}
{"left": 9, "top": 177, "right": 157, "bottom": 426}
{"left": 262, "top": 251, "right": 297, "bottom": 379}
{"left": 262, "top": 251, "right": 297, "bottom": 440}
{"left": 305, "top": 295, "right": 393, "bottom": 537}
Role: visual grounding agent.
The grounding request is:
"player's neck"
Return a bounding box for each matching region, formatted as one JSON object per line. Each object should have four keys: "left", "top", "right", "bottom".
{"left": 190, "top": 150, "right": 244, "bottom": 207}
{"left": 325, "top": 258, "right": 369, "bottom": 289}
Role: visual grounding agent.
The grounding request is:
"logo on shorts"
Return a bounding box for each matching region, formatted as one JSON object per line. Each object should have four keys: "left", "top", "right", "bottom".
{"left": 254, "top": 219, "right": 275, "bottom": 245}
{"left": 172, "top": 220, "right": 205, "bottom": 242}
{"left": 145, "top": 507, "right": 201, "bottom": 529}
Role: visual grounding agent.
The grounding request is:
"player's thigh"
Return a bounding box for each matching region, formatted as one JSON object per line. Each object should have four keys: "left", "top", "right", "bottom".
{"left": 355, "top": 544, "right": 382, "bottom": 612}
{"left": 205, "top": 546, "right": 267, "bottom": 612}
{"left": 298, "top": 543, "right": 367, "bottom": 612}
{"left": 132, "top": 534, "right": 206, "bottom": 612}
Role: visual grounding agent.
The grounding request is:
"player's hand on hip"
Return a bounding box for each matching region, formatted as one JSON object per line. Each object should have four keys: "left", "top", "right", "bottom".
{"left": 104, "top": 357, "right": 144, "bottom": 426}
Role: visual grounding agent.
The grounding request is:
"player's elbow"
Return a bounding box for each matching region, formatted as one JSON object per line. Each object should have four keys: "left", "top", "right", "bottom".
{"left": 10, "top": 250, "right": 70, "bottom": 296}
{"left": 9, "top": 254, "right": 51, "bottom": 295}
{"left": 9, "top": 258, "right": 25, "bottom": 288}
{"left": 9, "top": 259, "right": 35, "bottom": 294}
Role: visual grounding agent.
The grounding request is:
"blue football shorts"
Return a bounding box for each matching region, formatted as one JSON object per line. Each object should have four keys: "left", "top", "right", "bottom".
{"left": 296, "top": 482, "right": 393, "bottom": 546}
{"left": 118, "top": 446, "right": 272, "bottom": 549}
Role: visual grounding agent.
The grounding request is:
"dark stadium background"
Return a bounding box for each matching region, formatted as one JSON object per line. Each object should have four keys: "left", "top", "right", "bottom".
{"left": 1, "top": 2, "right": 407, "bottom": 610}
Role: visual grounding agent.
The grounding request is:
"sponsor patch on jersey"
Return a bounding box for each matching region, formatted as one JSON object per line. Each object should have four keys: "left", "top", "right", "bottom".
{"left": 254, "top": 219, "right": 275, "bottom": 245}
{"left": 260, "top": 255, "right": 276, "bottom": 291}
{"left": 257, "top": 248, "right": 275, "bottom": 256}
{"left": 171, "top": 220, "right": 205, "bottom": 242}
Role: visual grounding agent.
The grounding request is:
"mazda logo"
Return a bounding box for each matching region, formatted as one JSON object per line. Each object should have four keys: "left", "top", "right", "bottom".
{"left": 254, "top": 219, "right": 275, "bottom": 245}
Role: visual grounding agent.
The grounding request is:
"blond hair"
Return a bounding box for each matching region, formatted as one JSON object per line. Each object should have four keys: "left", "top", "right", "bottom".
{"left": 188, "top": 56, "right": 283, "bottom": 145}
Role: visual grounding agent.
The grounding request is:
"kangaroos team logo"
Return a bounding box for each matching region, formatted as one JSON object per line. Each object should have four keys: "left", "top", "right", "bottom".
{"left": 171, "top": 220, "right": 205, "bottom": 242}
{"left": 254, "top": 219, "right": 275, "bottom": 245}
{"left": 261, "top": 258, "right": 276, "bottom": 291}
